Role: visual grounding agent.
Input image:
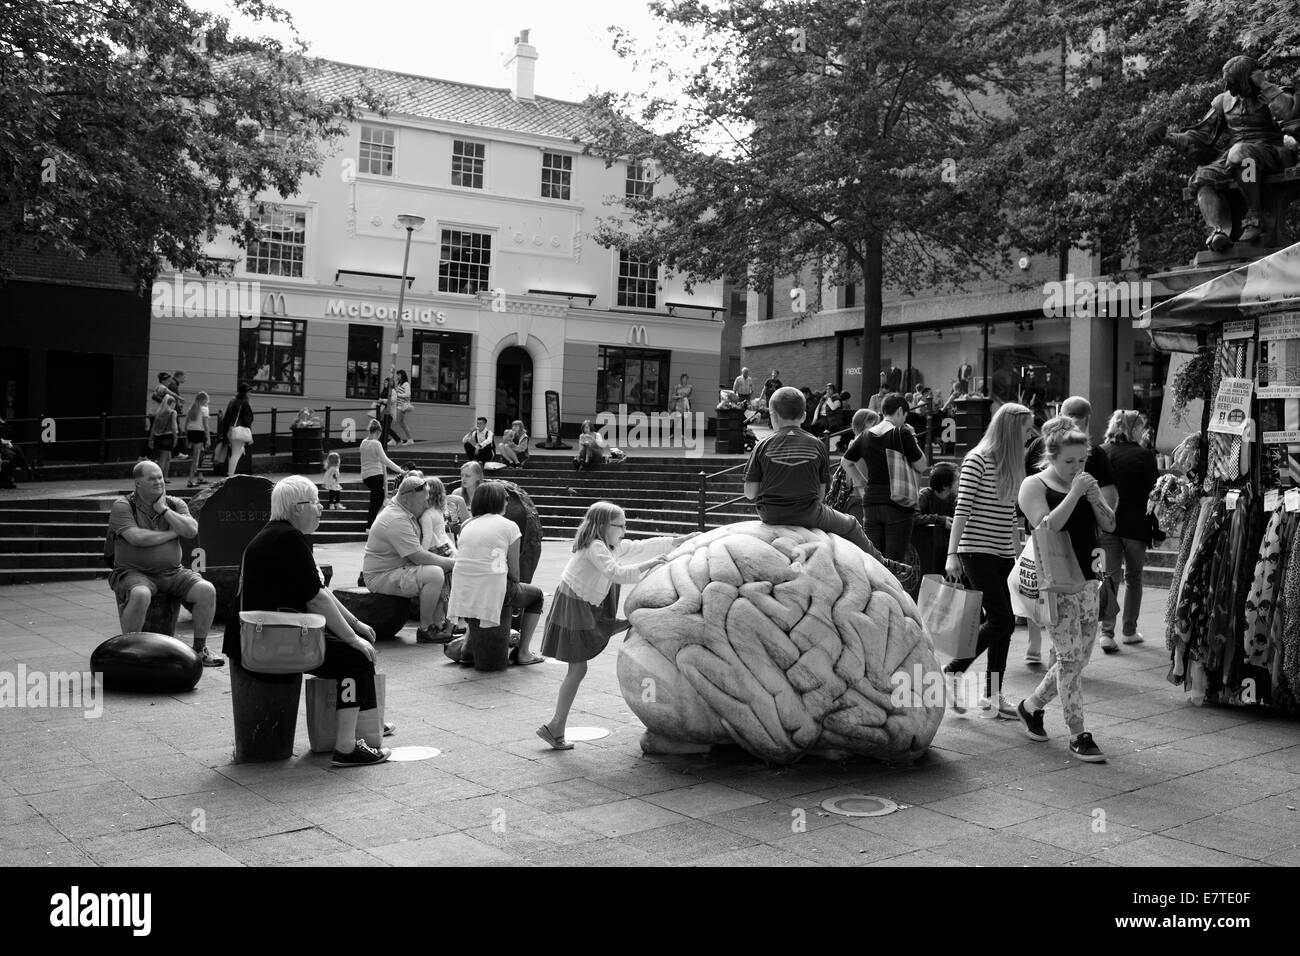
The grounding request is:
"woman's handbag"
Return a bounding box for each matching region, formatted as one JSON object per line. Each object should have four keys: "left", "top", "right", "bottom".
{"left": 1030, "top": 521, "right": 1087, "bottom": 594}
{"left": 881, "top": 426, "right": 919, "bottom": 509}
{"left": 239, "top": 610, "right": 326, "bottom": 674}
{"left": 229, "top": 425, "right": 253, "bottom": 444}
{"left": 213, "top": 440, "right": 228, "bottom": 464}
{"left": 918, "top": 574, "right": 981, "bottom": 657}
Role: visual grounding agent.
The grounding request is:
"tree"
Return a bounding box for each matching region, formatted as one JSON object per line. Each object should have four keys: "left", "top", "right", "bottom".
{"left": 580, "top": 0, "right": 1053, "bottom": 387}
{"left": 991, "top": 0, "right": 1300, "bottom": 272}
{"left": 0, "top": 0, "right": 381, "bottom": 290}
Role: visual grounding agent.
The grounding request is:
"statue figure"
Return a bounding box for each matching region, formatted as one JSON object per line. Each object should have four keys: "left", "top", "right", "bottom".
{"left": 1147, "top": 56, "right": 1299, "bottom": 252}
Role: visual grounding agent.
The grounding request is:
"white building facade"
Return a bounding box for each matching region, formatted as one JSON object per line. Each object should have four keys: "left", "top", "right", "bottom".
{"left": 149, "top": 36, "right": 724, "bottom": 442}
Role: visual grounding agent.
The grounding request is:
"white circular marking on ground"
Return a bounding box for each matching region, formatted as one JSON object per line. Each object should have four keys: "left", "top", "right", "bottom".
{"left": 386, "top": 746, "right": 441, "bottom": 761}
{"left": 563, "top": 726, "right": 610, "bottom": 741}
{"left": 820, "top": 794, "right": 899, "bottom": 817}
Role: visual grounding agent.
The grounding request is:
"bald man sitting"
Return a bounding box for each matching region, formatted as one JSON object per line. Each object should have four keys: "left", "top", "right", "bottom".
{"left": 108, "top": 461, "right": 221, "bottom": 665}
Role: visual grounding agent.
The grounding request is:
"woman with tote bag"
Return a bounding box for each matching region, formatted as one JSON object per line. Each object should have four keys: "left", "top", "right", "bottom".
{"left": 942, "top": 402, "right": 1033, "bottom": 718}
{"left": 1015, "top": 417, "right": 1116, "bottom": 762}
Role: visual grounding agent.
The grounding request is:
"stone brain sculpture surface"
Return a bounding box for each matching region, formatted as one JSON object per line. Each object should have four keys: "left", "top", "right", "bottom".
{"left": 617, "top": 522, "right": 943, "bottom": 764}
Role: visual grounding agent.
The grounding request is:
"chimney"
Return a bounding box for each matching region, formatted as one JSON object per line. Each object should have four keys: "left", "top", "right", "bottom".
{"left": 504, "top": 29, "right": 538, "bottom": 102}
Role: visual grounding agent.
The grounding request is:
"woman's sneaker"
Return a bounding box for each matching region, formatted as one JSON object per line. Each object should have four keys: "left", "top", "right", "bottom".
{"left": 1121, "top": 631, "right": 1145, "bottom": 645}
{"left": 1069, "top": 732, "right": 1106, "bottom": 762}
{"left": 978, "top": 693, "right": 1019, "bottom": 720}
{"left": 331, "top": 739, "right": 391, "bottom": 767}
{"left": 1099, "top": 634, "right": 1119, "bottom": 654}
{"left": 1017, "top": 700, "right": 1048, "bottom": 741}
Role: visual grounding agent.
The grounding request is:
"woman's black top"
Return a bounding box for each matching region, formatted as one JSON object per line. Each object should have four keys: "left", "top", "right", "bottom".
{"left": 222, "top": 520, "right": 322, "bottom": 663}
{"left": 1026, "top": 476, "right": 1101, "bottom": 580}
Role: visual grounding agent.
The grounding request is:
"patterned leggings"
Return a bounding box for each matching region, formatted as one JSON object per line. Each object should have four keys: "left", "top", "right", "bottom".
{"left": 1026, "top": 581, "right": 1100, "bottom": 737}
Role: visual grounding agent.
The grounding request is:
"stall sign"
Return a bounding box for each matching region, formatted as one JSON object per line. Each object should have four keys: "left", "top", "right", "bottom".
{"left": 1207, "top": 377, "right": 1254, "bottom": 436}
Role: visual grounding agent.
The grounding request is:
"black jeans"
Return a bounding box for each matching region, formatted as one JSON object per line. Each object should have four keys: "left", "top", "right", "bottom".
{"left": 945, "top": 552, "right": 1016, "bottom": 697}
{"left": 864, "top": 503, "right": 915, "bottom": 562}
{"left": 364, "top": 475, "right": 386, "bottom": 528}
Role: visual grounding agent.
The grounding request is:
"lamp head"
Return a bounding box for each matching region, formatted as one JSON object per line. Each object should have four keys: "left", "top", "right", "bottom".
{"left": 396, "top": 214, "right": 426, "bottom": 230}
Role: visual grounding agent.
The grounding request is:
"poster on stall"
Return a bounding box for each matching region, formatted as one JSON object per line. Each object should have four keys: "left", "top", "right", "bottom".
{"left": 1257, "top": 337, "right": 1300, "bottom": 398}
{"left": 1207, "top": 376, "right": 1254, "bottom": 436}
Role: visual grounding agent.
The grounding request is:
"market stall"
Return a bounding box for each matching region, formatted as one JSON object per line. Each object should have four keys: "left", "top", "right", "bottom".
{"left": 1137, "top": 242, "right": 1300, "bottom": 715}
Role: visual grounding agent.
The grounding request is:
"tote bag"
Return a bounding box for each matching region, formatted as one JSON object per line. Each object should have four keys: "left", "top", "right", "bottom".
{"left": 1031, "top": 523, "right": 1086, "bottom": 594}
{"left": 874, "top": 424, "right": 919, "bottom": 509}
{"left": 1007, "top": 536, "right": 1058, "bottom": 626}
{"left": 918, "top": 574, "right": 981, "bottom": 658}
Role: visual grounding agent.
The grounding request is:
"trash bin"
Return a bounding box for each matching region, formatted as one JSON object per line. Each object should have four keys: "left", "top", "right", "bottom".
{"left": 714, "top": 408, "right": 745, "bottom": 454}
{"left": 290, "top": 425, "right": 324, "bottom": 470}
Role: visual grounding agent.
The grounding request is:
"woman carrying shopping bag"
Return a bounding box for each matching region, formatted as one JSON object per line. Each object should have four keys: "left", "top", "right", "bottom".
{"left": 1015, "top": 417, "right": 1116, "bottom": 762}
{"left": 943, "top": 402, "right": 1034, "bottom": 717}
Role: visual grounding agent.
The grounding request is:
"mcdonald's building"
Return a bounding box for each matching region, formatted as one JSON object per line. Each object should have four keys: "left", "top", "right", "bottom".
{"left": 143, "top": 52, "right": 734, "bottom": 441}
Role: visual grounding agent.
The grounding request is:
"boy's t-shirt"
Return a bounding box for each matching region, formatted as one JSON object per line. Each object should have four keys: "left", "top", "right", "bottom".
{"left": 744, "top": 427, "right": 829, "bottom": 513}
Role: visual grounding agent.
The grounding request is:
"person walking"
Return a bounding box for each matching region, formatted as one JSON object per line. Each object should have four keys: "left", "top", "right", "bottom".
{"left": 150, "top": 394, "right": 179, "bottom": 484}
{"left": 220, "top": 383, "right": 254, "bottom": 477}
{"left": 374, "top": 377, "right": 394, "bottom": 447}
{"left": 842, "top": 392, "right": 927, "bottom": 562}
{"left": 1016, "top": 417, "right": 1117, "bottom": 762}
{"left": 184, "top": 391, "right": 211, "bottom": 488}
{"left": 1097, "top": 409, "right": 1159, "bottom": 652}
{"left": 359, "top": 419, "right": 403, "bottom": 530}
{"left": 390, "top": 369, "right": 415, "bottom": 445}
{"left": 943, "top": 402, "right": 1034, "bottom": 717}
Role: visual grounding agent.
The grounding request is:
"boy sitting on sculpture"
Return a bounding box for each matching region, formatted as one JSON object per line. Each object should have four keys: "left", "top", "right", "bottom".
{"left": 744, "top": 386, "right": 915, "bottom": 582}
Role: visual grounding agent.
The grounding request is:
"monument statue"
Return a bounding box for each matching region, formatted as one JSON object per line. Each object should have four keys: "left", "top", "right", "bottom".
{"left": 1147, "top": 55, "right": 1299, "bottom": 252}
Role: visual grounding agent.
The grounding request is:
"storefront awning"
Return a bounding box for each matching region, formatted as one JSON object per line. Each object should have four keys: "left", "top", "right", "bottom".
{"left": 1137, "top": 240, "right": 1300, "bottom": 336}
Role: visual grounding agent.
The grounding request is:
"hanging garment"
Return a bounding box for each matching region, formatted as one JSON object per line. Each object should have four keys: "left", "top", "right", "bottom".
{"left": 1241, "top": 500, "right": 1287, "bottom": 670}
{"left": 1207, "top": 340, "right": 1253, "bottom": 485}
{"left": 1203, "top": 495, "right": 1246, "bottom": 668}
{"left": 1282, "top": 507, "right": 1300, "bottom": 702}
{"left": 1166, "top": 497, "right": 1214, "bottom": 654}
{"left": 1269, "top": 512, "right": 1298, "bottom": 709}
{"left": 1172, "top": 500, "right": 1227, "bottom": 687}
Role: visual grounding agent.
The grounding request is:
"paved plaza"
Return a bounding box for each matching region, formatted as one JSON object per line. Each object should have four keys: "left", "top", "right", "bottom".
{"left": 1, "top": 538, "right": 1298, "bottom": 868}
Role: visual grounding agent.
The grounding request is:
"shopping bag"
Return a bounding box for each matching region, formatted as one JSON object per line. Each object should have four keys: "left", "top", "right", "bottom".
{"left": 886, "top": 446, "right": 920, "bottom": 508}
{"left": 305, "top": 674, "right": 386, "bottom": 753}
{"left": 918, "top": 574, "right": 981, "bottom": 658}
{"left": 1008, "top": 537, "right": 1058, "bottom": 626}
{"left": 213, "top": 440, "right": 228, "bottom": 465}
{"left": 1031, "top": 523, "right": 1086, "bottom": 594}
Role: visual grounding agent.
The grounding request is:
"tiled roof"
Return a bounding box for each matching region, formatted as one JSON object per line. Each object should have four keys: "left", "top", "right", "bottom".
{"left": 301, "top": 58, "right": 596, "bottom": 141}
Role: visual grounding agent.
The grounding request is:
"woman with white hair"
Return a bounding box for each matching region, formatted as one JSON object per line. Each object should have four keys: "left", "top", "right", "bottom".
{"left": 1097, "top": 409, "right": 1159, "bottom": 652}
{"left": 222, "top": 476, "right": 392, "bottom": 767}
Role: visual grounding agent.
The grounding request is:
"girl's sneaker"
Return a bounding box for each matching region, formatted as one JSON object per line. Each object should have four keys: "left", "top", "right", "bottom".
{"left": 1069, "top": 732, "right": 1106, "bottom": 762}
{"left": 978, "top": 693, "right": 1019, "bottom": 720}
{"left": 1017, "top": 700, "right": 1048, "bottom": 741}
{"left": 331, "top": 740, "right": 391, "bottom": 767}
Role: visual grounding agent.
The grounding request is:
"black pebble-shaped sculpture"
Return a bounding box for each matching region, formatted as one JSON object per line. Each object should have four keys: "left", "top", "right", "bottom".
{"left": 91, "top": 632, "right": 203, "bottom": 693}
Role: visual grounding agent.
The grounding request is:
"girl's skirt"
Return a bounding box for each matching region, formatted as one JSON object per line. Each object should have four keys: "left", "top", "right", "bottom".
{"left": 540, "top": 581, "right": 626, "bottom": 662}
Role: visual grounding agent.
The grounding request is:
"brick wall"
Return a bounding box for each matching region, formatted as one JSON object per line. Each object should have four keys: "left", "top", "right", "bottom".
{"left": 744, "top": 339, "right": 838, "bottom": 396}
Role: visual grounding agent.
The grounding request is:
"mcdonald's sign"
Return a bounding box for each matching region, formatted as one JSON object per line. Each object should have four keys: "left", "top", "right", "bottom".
{"left": 263, "top": 292, "right": 287, "bottom": 316}
{"left": 626, "top": 324, "right": 649, "bottom": 346}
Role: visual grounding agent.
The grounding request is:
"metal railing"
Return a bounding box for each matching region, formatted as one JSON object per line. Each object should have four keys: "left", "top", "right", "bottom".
{"left": 695, "top": 422, "right": 857, "bottom": 532}
{"left": 1, "top": 404, "right": 384, "bottom": 466}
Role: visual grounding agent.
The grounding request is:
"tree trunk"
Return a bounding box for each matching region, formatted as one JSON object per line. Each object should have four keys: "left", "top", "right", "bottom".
{"left": 859, "top": 236, "right": 883, "bottom": 398}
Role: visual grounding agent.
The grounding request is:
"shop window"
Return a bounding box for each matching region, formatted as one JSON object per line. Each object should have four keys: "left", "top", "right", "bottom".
{"left": 359, "top": 125, "right": 395, "bottom": 176}
{"left": 452, "top": 140, "right": 485, "bottom": 189}
{"left": 239, "top": 318, "right": 306, "bottom": 395}
{"left": 617, "top": 251, "right": 658, "bottom": 309}
{"left": 346, "top": 324, "right": 383, "bottom": 399}
{"left": 625, "top": 161, "right": 654, "bottom": 199}
{"left": 412, "top": 330, "right": 471, "bottom": 404}
{"left": 909, "top": 324, "right": 988, "bottom": 410}
{"left": 438, "top": 229, "right": 492, "bottom": 295}
{"left": 596, "top": 346, "right": 669, "bottom": 417}
{"left": 987, "top": 317, "right": 1069, "bottom": 418}
{"left": 541, "top": 152, "right": 572, "bottom": 200}
{"left": 246, "top": 205, "right": 306, "bottom": 278}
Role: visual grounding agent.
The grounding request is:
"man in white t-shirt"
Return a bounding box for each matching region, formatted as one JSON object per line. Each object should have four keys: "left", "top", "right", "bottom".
{"left": 732, "top": 367, "right": 754, "bottom": 401}
{"left": 462, "top": 417, "right": 494, "bottom": 464}
{"left": 362, "top": 475, "right": 456, "bottom": 643}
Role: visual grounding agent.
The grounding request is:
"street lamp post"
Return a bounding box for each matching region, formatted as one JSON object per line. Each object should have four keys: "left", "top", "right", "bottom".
{"left": 392, "top": 214, "right": 426, "bottom": 364}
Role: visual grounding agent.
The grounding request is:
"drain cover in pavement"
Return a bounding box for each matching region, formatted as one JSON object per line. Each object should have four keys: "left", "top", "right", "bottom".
{"left": 386, "top": 746, "right": 441, "bottom": 761}
{"left": 564, "top": 726, "right": 610, "bottom": 741}
{"left": 820, "top": 795, "right": 899, "bottom": 817}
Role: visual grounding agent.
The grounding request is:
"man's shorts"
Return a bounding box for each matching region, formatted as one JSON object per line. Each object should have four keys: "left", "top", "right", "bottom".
{"left": 364, "top": 565, "right": 424, "bottom": 599}
{"left": 110, "top": 567, "right": 204, "bottom": 605}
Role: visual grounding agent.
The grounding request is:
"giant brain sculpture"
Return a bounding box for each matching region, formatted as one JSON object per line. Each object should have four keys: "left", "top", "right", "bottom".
{"left": 617, "top": 522, "right": 943, "bottom": 764}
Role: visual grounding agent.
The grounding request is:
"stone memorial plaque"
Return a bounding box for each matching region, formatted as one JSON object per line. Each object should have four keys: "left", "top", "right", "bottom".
{"left": 188, "top": 475, "right": 274, "bottom": 569}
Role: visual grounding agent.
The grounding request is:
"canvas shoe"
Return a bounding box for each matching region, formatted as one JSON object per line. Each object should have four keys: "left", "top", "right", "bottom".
{"left": 1121, "top": 631, "right": 1145, "bottom": 645}
{"left": 978, "top": 693, "right": 1019, "bottom": 720}
{"left": 195, "top": 646, "right": 224, "bottom": 667}
{"left": 1069, "top": 732, "right": 1107, "bottom": 763}
{"left": 331, "top": 739, "right": 391, "bottom": 767}
{"left": 1017, "top": 700, "right": 1048, "bottom": 741}
{"left": 1099, "top": 635, "right": 1119, "bottom": 654}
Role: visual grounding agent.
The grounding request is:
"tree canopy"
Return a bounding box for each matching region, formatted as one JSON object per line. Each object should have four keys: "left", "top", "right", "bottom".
{"left": 0, "top": 0, "right": 380, "bottom": 289}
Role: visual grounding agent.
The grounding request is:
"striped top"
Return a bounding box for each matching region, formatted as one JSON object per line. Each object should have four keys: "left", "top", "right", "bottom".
{"left": 952, "top": 450, "right": 1017, "bottom": 557}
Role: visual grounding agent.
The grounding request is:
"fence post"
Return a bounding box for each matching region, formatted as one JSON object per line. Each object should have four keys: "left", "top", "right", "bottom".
{"left": 270, "top": 408, "right": 277, "bottom": 456}
{"left": 697, "top": 470, "right": 707, "bottom": 533}
{"left": 323, "top": 405, "right": 332, "bottom": 451}
{"left": 99, "top": 413, "right": 109, "bottom": 463}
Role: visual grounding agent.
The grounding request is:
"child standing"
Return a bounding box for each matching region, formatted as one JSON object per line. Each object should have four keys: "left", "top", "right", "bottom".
{"left": 537, "top": 502, "right": 695, "bottom": 750}
{"left": 150, "top": 395, "right": 178, "bottom": 484}
{"left": 323, "top": 452, "right": 343, "bottom": 510}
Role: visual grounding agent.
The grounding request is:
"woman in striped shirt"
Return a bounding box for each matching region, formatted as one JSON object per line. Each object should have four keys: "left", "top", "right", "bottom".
{"left": 943, "top": 402, "right": 1034, "bottom": 717}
